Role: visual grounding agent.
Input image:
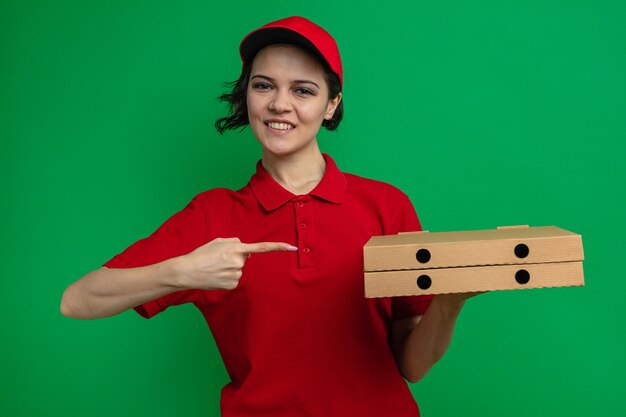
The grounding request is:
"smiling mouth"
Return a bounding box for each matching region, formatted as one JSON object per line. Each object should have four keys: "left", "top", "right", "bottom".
{"left": 266, "top": 122, "right": 295, "bottom": 131}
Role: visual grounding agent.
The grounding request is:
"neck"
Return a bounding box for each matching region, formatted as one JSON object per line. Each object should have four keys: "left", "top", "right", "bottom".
{"left": 261, "top": 146, "right": 326, "bottom": 195}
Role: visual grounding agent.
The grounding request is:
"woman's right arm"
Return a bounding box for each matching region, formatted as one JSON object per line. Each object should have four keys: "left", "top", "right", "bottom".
{"left": 61, "top": 259, "right": 182, "bottom": 320}
{"left": 61, "top": 238, "right": 297, "bottom": 320}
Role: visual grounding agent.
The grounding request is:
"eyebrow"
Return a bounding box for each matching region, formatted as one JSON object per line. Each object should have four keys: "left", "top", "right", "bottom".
{"left": 250, "top": 74, "right": 320, "bottom": 89}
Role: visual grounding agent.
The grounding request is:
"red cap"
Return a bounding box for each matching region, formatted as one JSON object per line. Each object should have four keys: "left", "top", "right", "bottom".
{"left": 239, "top": 16, "right": 343, "bottom": 87}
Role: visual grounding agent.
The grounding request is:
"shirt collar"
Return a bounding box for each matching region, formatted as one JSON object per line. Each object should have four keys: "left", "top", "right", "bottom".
{"left": 249, "top": 153, "right": 347, "bottom": 212}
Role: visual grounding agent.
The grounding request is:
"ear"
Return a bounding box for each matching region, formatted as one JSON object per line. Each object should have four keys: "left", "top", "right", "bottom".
{"left": 324, "top": 92, "right": 342, "bottom": 120}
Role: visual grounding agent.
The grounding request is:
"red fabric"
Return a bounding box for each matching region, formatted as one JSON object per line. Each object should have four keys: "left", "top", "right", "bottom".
{"left": 104, "top": 154, "right": 432, "bottom": 417}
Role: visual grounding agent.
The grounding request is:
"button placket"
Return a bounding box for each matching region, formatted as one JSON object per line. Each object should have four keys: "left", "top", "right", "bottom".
{"left": 294, "top": 197, "right": 313, "bottom": 269}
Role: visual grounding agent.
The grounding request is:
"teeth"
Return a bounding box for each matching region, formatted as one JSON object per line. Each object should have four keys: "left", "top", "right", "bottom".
{"left": 268, "top": 122, "right": 294, "bottom": 130}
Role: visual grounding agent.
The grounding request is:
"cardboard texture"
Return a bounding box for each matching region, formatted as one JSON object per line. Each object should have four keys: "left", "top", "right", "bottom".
{"left": 363, "top": 226, "right": 584, "bottom": 297}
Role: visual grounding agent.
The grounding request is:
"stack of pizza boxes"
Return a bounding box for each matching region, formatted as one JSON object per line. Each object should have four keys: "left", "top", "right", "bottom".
{"left": 363, "top": 226, "right": 584, "bottom": 298}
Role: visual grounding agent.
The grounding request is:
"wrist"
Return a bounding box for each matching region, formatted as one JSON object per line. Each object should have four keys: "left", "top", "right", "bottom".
{"left": 432, "top": 295, "right": 465, "bottom": 321}
{"left": 159, "top": 256, "right": 189, "bottom": 290}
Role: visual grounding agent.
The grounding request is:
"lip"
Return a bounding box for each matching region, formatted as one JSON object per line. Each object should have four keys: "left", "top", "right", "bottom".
{"left": 264, "top": 118, "right": 296, "bottom": 135}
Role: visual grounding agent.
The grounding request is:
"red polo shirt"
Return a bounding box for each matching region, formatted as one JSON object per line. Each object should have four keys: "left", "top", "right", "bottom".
{"left": 104, "top": 154, "right": 432, "bottom": 417}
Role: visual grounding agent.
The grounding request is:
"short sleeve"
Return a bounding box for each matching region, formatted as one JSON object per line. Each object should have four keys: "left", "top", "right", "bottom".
{"left": 388, "top": 193, "right": 433, "bottom": 320}
{"left": 103, "top": 197, "right": 207, "bottom": 318}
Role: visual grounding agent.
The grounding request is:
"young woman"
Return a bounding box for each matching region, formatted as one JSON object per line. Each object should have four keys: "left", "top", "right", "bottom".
{"left": 61, "top": 16, "right": 475, "bottom": 417}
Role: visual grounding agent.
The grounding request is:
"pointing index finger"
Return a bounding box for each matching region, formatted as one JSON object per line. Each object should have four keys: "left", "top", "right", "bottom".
{"left": 241, "top": 242, "right": 298, "bottom": 254}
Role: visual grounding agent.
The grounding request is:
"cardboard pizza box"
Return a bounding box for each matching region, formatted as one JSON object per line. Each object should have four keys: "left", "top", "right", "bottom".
{"left": 363, "top": 226, "right": 584, "bottom": 297}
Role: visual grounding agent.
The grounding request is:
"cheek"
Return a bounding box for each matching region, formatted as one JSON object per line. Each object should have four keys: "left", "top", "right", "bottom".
{"left": 246, "top": 95, "right": 263, "bottom": 121}
{"left": 300, "top": 101, "right": 330, "bottom": 123}
{"left": 245, "top": 91, "right": 254, "bottom": 115}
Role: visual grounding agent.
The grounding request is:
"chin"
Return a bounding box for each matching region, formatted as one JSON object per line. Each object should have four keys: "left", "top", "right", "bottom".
{"left": 263, "top": 146, "right": 297, "bottom": 157}
{"left": 257, "top": 136, "right": 296, "bottom": 154}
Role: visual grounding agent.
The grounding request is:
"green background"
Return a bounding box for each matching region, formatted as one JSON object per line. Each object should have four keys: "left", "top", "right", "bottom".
{"left": 2, "top": 0, "right": 625, "bottom": 416}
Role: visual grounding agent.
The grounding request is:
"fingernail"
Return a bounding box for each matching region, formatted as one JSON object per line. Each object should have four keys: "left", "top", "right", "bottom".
{"left": 286, "top": 245, "right": 298, "bottom": 251}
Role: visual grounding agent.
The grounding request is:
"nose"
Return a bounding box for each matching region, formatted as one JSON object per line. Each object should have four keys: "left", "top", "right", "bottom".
{"left": 269, "top": 89, "right": 292, "bottom": 113}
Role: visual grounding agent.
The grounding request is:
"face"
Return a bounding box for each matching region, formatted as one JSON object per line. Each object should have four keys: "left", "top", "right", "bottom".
{"left": 246, "top": 44, "right": 341, "bottom": 158}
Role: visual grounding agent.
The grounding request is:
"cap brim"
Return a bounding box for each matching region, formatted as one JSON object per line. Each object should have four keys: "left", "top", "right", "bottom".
{"left": 240, "top": 27, "right": 327, "bottom": 68}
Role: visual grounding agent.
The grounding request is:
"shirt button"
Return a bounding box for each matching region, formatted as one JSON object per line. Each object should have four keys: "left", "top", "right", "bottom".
{"left": 303, "top": 247, "right": 311, "bottom": 254}
{"left": 296, "top": 201, "right": 304, "bottom": 208}
{"left": 300, "top": 221, "right": 307, "bottom": 228}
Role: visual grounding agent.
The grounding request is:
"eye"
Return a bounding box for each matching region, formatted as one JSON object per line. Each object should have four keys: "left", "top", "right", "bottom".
{"left": 295, "top": 87, "right": 315, "bottom": 96}
{"left": 252, "top": 82, "right": 273, "bottom": 91}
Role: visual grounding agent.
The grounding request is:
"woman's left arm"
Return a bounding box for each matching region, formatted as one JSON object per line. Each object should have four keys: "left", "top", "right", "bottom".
{"left": 390, "top": 293, "right": 481, "bottom": 383}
